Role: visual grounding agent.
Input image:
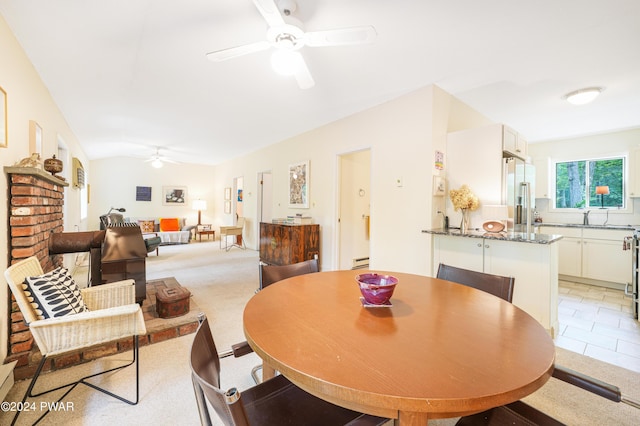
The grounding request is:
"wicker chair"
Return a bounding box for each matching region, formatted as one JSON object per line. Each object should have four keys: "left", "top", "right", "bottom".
{"left": 4, "top": 256, "right": 147, "bottom": 425}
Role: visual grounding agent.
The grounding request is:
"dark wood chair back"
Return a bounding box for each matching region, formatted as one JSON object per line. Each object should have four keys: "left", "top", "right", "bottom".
{"left": 190, "top": 317, "right": 237, "bottom": 426}
{"left": 259, "top": 256, "right": 319, "bottom": 290}
{"left": 436, "top": 263, "right": 515, "bottom": 303}
{"left": 189, "top": 316, "right": 390, "bottom": 426}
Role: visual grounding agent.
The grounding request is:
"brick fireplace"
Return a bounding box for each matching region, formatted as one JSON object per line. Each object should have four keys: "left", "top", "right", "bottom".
{"left": 4, "top": 167, "right": 198, "bottom": 380}
{"left": 4, "top": 167, "right": 69, "bottom": 379}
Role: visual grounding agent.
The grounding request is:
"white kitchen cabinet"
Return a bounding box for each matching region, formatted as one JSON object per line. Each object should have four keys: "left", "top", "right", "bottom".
{"left": 432, "top": 234, "right": 559, "bottom": 335}
{"left": 540, "top": 226, "right": 582, "bottom": 277}
{"left": 557, "top": 238, "right": 582, "bottom": 276}
{"left": 582, "top": 239, "right": 630, "bottom": 284}
{"left": 502, "top": 125, "right": 527, "bottom": 158}
{"left": 629, "top": 148, "right": 640, "bottom": 197}
{"left": 432, "top": 236, "right": 484, "bottom": 273}
{"left": 582, "top": 228, "right": 632, "bottom": 284}
{"left": 533, "top": 157, "right": 550, "bottom": 198}
{"left": 540, "top": 226, "right": 633, "bottom": 287}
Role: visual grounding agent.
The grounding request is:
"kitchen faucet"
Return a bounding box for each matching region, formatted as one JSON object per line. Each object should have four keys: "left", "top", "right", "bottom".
{"left": 583, "top": 210, "right": 591, "bottom": 225}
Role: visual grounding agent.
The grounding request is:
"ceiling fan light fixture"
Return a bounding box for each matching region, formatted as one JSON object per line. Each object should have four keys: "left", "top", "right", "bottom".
{"left": 271, "top": 49, "right": 303, "bottom": 76}
{"left": 564, "top": 87, "right": 603, "bottom": 105}
{"left": 151, "top": 158, "right": 164, "bottom": 168}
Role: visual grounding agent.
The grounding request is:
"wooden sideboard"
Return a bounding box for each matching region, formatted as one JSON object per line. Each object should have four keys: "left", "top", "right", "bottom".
{"left": 259, "top": 222, "right": 320, "bottom": 266}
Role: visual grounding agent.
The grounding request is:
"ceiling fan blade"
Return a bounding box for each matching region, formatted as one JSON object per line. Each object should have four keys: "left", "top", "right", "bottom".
{"left": 304, "top": 25, "right": 377, "bottom": 47}
{"left": 252, "top": 0, "right": 285, "bottom": 28}
{"left": 294, "top": 55, "right": 315, "bottom": 90}
{"left": 206, "top": 41, "right": 270, "bottom": 62}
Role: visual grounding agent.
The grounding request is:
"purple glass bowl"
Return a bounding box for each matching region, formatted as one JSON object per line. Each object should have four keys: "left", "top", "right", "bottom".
{"left": 355, "top": 273, "right": 399, "bottom": 305}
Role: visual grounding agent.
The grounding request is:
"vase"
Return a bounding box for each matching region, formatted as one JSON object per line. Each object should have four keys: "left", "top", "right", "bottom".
{"left": 460, "top": 209, "right": 470, "bottom": 233}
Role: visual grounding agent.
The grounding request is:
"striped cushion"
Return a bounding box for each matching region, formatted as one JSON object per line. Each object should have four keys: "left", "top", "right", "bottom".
{"left": 23, "top": 267, "right": 88, "bottom": 320}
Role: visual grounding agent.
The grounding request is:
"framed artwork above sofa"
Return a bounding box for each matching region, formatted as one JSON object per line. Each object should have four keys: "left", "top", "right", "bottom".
{"left": 162, "top": 186, "right": 187, "bottom": 205}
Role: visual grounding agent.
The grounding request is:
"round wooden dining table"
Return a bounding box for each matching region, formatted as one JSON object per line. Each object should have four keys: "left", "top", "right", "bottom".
{"left": 243, "top": 270, "right": 555, "bottom": 425}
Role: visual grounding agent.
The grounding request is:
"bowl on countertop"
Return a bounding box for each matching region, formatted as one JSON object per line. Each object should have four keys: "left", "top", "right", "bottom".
{"left": 356, "top": 273, "right": 398, "bottom": 305}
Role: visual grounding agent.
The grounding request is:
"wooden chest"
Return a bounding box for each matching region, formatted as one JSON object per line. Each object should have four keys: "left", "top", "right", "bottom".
{"left": 156, "top": 287, "right": 191, "bottom": 318}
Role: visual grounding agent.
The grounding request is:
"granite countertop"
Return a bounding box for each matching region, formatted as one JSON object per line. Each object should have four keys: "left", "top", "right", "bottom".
{"left": 422, "top": 228, "right": 563, "bottom": 244}
{"left": 534, "top": 222, "right": 638, "bottom": 231}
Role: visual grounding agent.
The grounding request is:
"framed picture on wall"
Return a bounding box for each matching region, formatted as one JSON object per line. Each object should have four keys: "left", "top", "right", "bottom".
{"left": 224, "top": 187, "right": 231, "bottom": 200}
{"left": 224, "top": 200, "right": 231, "bottom": 214}
{"left": 162, "top": 186, "right": 187, "bottom": 205}
{"left": 29, "top": 120, "right": 42, "bottom": 156}
{"left": 136, "top": 186, "right": 152, "bottom": 201}
{"left": 289, "top": 160, "right": 309, "bottom": 208}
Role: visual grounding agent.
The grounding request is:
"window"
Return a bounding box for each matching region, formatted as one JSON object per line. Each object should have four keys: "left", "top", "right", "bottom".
{"left": 555, "top": 157, "right": 624, "bottom": 209}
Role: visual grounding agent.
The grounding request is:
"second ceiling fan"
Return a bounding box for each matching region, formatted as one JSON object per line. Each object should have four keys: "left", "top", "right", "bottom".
{"left": 206, "top": 0, "right": 377, "bottom": 89}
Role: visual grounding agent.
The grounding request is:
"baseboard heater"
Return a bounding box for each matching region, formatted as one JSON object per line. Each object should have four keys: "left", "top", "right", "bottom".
{"left": 352, "top": 257, "right": 370, "bottom": 269}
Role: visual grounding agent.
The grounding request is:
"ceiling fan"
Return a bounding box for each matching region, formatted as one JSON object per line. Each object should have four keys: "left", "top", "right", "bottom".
{"left": 144, "top": 147, "right": 178, "bottom": 168}
{"left": 206, "top": 0, "right": 377, "bottom": 89}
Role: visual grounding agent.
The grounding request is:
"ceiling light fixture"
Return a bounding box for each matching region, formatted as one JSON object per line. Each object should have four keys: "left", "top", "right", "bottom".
{"left": 270, "top": 49, "right": 303, "bottom": 76}
{"left": 151, "top": 158, "right": 163, "bottom": 168}
{"left": 563, "top": 87, "right": 603, "bottom": 105}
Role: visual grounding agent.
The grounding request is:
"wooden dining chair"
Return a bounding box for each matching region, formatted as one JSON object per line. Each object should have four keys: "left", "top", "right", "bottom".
{"left": 249, "top": 255, "right": 320, "bottom": 383}
{"left": 436, "top": 263, "right": 515, "bottom": 303}
{"left": 259, "top": 254, "right": 319, "bottom": 290}
{"left": 456, "top": 364, "right": 640, "bottom": 425}
{"left": 190, "top": 314, "right": 389, "bottom": 426}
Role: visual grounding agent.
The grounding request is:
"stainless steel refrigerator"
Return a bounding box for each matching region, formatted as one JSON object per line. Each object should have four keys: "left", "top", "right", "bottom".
{"left": 503, "top": 155, "right": 535, "bottom": 233}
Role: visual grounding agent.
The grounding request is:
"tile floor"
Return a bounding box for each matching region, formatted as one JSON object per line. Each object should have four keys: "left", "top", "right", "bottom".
{"left": 556, "top": 280, "right": 640, "bottom": 373}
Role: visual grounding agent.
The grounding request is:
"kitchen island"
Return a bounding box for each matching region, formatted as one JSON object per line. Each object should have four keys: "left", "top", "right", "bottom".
{"left": 423, "top": 228, "right": 563, "bottom": 336}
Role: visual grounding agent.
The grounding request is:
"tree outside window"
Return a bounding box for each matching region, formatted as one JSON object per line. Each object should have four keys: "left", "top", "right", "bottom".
{"left": 555, "top": 157, "right": 624, "bottom": 209}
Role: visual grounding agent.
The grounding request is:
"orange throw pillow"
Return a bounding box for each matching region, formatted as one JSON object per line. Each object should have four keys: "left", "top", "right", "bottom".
{"left": 159, "top": 218, "right": 180, "bottom": 232}
{"left": 138, "top": 220, "right": 155, "bottom": 233}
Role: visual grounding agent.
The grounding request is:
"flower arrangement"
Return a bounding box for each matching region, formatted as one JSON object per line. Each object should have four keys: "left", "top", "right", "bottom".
{"left": 449, "top": 185, "right": 479, "bottom": 211}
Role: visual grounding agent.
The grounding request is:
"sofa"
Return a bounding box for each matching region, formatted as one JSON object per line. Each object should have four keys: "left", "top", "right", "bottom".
{"left": 127, "top": 217, "right": 195, "bottom": 245}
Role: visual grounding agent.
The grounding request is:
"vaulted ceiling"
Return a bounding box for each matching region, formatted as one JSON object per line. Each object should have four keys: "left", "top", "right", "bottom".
{"left": 1, "top": 0, "right": 639, "bottom": 165}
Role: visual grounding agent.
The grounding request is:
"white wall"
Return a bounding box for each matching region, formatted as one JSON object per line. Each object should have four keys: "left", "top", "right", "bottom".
{"left": 529, "top": 128, "right": 640, "bottom": 226}
{"left": 0, "top": 15, "right": 89, "bottom": 361}
{"left": 212, "top": 85, "right": 492, "bottom": 274}
{"left": 88, "top": 158, "right": 216, "bottom": 229}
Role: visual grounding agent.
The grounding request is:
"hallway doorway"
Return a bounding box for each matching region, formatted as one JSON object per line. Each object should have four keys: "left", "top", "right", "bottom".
{"left": 337, "top": 150, "right": 371, "bottom": 270}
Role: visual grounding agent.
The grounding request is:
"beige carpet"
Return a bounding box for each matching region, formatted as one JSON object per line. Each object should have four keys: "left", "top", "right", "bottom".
{"left": 2, "top": 242, "right": 639, "bottom": 425}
